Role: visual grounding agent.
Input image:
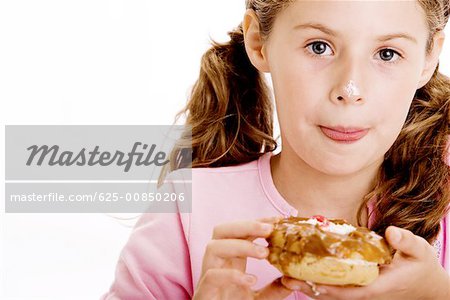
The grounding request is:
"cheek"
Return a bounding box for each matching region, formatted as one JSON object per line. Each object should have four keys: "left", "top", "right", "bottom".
{"left": 269, "top": 45, "right": 318, "bottom": 97}
{"left": 273, "top": 78, "right": 320, "bottom": 133}
{"left": 271, "top": 60, "right": 322, "bottom": 118}
{"left": 373, "top": 87, "right": 415, "bottom": 145}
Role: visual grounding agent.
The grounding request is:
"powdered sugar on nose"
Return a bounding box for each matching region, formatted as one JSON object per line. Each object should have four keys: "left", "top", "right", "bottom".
{"left": 344, "top": 80, "right": 361, "bottom": 97}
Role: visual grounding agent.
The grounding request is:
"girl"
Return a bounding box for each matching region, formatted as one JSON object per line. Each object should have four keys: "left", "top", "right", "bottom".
{"left": 102, "top": 0, "right": 450, "bottom": 299}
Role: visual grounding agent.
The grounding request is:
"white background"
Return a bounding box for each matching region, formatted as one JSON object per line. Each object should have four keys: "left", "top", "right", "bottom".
{"left": 0, "top": 1, "right": 449, "bottom": 299}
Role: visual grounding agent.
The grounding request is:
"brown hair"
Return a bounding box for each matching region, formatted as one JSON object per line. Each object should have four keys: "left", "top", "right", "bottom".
{"left": 161, "top": 0, "right": 450, "bottom": 243}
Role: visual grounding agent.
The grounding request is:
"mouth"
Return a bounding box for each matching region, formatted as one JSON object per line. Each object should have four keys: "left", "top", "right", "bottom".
{"left": 319, "top": 125, "right": 369, "bottom": 143}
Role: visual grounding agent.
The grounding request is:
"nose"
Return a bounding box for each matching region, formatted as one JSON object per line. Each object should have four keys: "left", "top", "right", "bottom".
{"left": 330, "top": 55, "right": 366, "bottom": 104}
{"left": 332, "top": 79, "right": 364, "bottom": 104}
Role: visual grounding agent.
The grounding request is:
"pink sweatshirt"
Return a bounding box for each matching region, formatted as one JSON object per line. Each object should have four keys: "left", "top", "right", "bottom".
{"left": 101, "top": 152, "right": 449, "bottom": 300}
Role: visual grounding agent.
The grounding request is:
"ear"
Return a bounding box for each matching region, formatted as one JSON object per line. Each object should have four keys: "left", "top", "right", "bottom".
{"left": 417, "top": 30, "right": 446, "bottom": 89}
{"left": 242, "top": 9, "right": 270, "bottom": 73}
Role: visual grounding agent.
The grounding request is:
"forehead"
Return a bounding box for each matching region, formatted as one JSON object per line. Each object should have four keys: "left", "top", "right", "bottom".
{"left": 274, "top": 0, "right": 429, "bottom": 41}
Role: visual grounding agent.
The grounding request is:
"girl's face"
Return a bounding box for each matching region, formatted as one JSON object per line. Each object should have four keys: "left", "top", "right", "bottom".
{"left": 258, "top": 0, "right": 442, "bottom": 175}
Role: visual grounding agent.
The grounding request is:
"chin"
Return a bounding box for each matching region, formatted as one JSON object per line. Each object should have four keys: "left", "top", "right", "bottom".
{"left": 313, "top": 159, "right": 367, "bottom": 177}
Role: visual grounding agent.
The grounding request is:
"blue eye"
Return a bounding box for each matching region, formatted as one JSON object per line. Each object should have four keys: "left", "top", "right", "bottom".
{"left": 306, "top": 41, "right": 333, "bottom": 56}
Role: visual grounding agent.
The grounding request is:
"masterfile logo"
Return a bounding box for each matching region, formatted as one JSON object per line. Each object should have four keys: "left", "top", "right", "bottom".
{"left": 26, "top": 142, "right": 169, "bottom": 172}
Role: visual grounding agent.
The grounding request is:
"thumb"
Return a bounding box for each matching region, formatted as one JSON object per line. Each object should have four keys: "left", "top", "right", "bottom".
{"left": 254, "top": 277, "right": 293, "bottom": 300}
{"left": 386, "top": 226, "right": 429, "bottom": 259}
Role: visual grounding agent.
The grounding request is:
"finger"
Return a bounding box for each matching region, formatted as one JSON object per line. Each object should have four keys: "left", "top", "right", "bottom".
{"left": 386, "top": 226, "right": 431, "bottom": 259}
{"left": 195, "top": 269, "right": 255, "bottom": 299}
{"left": 310, "top": 268, "right": 396, "bottom": 300}
{"left": 205, "top": 239, "right": 269, "bottom": 260}
{"left": 212, "top": 220, "right": 274, "bottom": 240}
{"left": 281, "top": 277, "right": 322, "bottom": 298}
{"left": 256, "top": 216, "right": 284, "bottom": 224}
{"left": 202, "top": 239, "right": 269, "bottom": 271}
{"left": 247, "top": 216, "right": 283, "bottom": 242}
{"left": 281, "top": 277, "right": 374, "bottom": 300}
{"left": 311, "top": 283, "right": 375, "bottom": 300}
{"left": 254, "top": 277, "right": 293, "bottom": 300}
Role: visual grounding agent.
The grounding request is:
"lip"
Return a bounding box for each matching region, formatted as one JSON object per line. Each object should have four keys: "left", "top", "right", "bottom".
{"left": 319, "top": 126, "right": 369, "bottom": 143}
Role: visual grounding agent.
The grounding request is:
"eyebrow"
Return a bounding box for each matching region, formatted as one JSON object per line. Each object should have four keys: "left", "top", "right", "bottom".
{"left": 293, "top": 22, "right": 418, "bottom": 44}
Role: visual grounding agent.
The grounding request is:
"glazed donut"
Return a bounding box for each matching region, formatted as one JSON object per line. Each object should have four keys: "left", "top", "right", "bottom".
{"left": 266, "top": 215, "right": 392, "bottom": 286}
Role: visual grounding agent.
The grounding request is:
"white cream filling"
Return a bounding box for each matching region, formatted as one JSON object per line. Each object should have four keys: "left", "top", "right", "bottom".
{"left": 297, "top": 218, "right": 357, "bottom": 235}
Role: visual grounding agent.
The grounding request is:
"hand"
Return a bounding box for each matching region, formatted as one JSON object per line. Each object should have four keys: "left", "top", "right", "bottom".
{"left": 281, "top": 226, "right": 450, "bottom": 300}
{"left": 193, "top": 216, "right": 293, "bottom": 300}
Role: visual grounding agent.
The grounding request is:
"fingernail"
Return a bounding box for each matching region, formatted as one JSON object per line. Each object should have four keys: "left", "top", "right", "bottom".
{"left": 317, "top": 287, "right": 328, "bottom": 294}
{"left": 282, "top": 278, "right": 302, "bottom": 290}
{"left": 262, "top": 223, "right": 273, "bottom": 232}
{"left": 243, "top": 274, "right": 256, "bottom": 285}
{"left": 257, "top": 246, "right": 269, "bottom": 257}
